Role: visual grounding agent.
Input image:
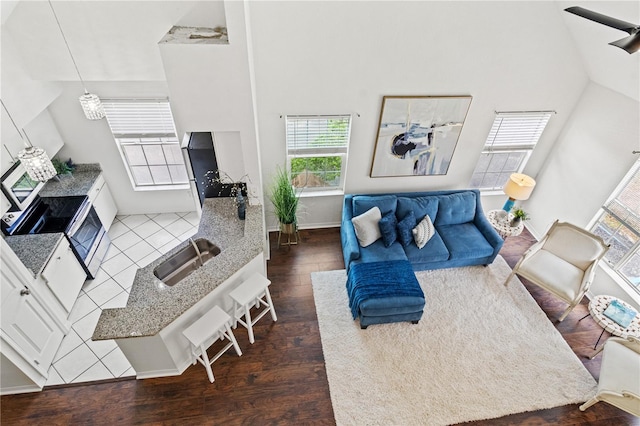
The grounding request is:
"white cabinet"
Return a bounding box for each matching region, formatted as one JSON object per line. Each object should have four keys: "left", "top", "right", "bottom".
{"left": 41, "top": 238, "right": 87, "bottom": 313}
{"left": 1, "top": 240, "right": 68, "bottom": 395}
{"left": 88, "top": 173, "right": 117, "bottom": 231}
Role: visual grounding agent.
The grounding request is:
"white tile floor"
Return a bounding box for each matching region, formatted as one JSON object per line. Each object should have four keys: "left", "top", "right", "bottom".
{"left": 45, "top": 211, "right": 199, "bottom": 387}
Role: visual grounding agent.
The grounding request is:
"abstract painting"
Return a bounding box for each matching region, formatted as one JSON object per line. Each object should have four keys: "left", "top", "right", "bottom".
{"left": 370, "top": 96, "right": 472, "bottom": 177}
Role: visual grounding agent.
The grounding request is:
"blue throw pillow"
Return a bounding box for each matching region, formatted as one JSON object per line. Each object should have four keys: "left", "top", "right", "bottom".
{"left": 397, "top": 211, "right": 416, "bottom": 247}
{"left": 378, "top": 212, "right": 397, "bottom": 247}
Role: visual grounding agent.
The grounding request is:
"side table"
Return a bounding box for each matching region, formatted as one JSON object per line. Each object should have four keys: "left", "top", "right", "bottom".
{"left": 487, "top": 209, "right": 524, "bottom": 239}
{"left": 579, "top": 294, "right": 640, "bottom": 358}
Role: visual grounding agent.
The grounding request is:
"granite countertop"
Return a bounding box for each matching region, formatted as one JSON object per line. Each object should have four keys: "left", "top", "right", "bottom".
{"left": 92, "top": 198, "right": 264, "bottom": 341}
{"left": 3, "top": 233, "right": 66, "bottom": 277}
{"left": 3, "top": 163, "right": 103, "bottom": 277}
{"left": 39, "top": 163, "right": 102, "bottom": 197}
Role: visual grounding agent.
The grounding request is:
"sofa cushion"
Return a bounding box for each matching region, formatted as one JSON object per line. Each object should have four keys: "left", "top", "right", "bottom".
{"left": 412, "top": 215, "right": 435, "bottom": 249}
{"left": 397, "top": 210, "right": 416, "bottom": 247}
{"left": 404, "top": 230, "right": 450, "bottom": 264}
{"left": 396, "top": 196, "right": 439, "bottom": 223}
{"left": 437, "top": 223, "right": 495, "bottom": 260}
{"left": 357, "top": 240, "right": 408, "bottom": 264}
{"left": 352, "top": 207, "right": 382, "bottom": 247}
{"left": 435, "top": 192, "right": 476, "bottom": 226}
{"left": 378, "top": 211, "right": 398, "bottom": 247}
{"left": 353, "top": 195, "right": 397, "bottom": 217}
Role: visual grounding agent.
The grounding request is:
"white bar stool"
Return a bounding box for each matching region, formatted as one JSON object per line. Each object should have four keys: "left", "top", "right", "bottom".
{"left": 229, "top": 272, "right": 277, "bottom": 344}
{"left": 182, "top": 305, "right": 242, "bottom": 383}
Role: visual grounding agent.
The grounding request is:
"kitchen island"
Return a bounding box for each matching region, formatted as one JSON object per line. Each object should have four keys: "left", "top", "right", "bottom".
{"left": 92, "top": 198, "right": 265, "bottom": 379}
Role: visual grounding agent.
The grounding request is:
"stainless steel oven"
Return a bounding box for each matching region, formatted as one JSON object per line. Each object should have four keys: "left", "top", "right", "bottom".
{"left": 1, "top": 195, "right": 110, "bottom": 279}
{"left": 65, "top": 198, "right": 110, "bottom": 279}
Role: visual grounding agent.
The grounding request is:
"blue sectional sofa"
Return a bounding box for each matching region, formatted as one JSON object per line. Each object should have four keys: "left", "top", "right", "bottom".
{"left": 341, "top": 189, "right": 504, "bottom": 273}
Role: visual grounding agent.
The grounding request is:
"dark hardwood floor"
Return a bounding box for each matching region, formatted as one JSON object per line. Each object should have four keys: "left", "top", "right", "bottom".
{"left": 2, "top": 227, "right": 639, "bottom": 425}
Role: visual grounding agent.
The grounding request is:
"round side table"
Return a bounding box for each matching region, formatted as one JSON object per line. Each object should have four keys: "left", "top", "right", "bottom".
{"left": 487, "top": 209, "right": 524, "bottom": 239}
{"left": 580, "top": 294, "right": 640, "bottom": 358}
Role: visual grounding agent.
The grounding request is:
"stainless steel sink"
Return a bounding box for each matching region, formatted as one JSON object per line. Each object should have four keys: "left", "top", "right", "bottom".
{"left": 153, "top": 238, "right": 220, "bottom": 286}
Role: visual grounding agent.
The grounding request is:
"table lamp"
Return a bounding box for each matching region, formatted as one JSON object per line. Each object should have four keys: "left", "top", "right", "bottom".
{"left": 502, "top": 173, "right": 536, "bottom": 212}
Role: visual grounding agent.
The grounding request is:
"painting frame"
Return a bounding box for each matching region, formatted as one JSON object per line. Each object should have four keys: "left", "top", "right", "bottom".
{"left": 370, "top": 95, "right": 472, "bottom": 178}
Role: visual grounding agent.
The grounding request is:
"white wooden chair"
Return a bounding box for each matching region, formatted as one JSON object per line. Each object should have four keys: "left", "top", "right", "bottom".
{"left": 229, "top": 272, "right": 277, "bottom": 344}
{"left": 504, "top": 220, "right": 609, "bottom": 321}
{"left": 182, "top": 305, "right": 242, "bottom": 383}
{"left": 580, "top": 336, "right": 640, "bottom": 416}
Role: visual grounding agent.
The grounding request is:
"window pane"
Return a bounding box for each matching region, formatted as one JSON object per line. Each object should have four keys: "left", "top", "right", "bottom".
{"left": 163, "top": 144, "right": 184, "bottom": 165}
{"left": 105, "top": 100, "right": 186, "bottom": 190}
{"left": 149, "top": 165, "right": 172, "bottom": 185}
{"left": 480, "top": 173, "right": 500, "bottom": 189}
{"left": 621, "top": 253, "right": 640, "bottom": 291}
{"left": 168, "top": 165, "right": 189, "bottom": 184}
{"left": 504, "top": 152, "right": 526, "bottom": 171}
{"left": 474, "top": 153, "right": 491, "bottom": 172}
{"left": 471, "top": 151, "right": 528, "bottom": 190}
{"left": 469, "top": 173, "right": 484, "bottom": 188}
{"left": 130, "top": 166, "right": 153, "bottom": 186}
{"left": 123, "top": 145, "right": 147, "bottom": 166}
{"left": 290, "top": 156, "right": 342, "bottom": 188}
{"left": 285, "top": 115, "right": 350, "bottom": 191}
{"left": 143, "top": 145, "right": 166, "bottom": 165}
{"left": 593, "top": 213, "right": 638, "bottom": 266}
{"left": 487, "top": 153, "right": 509, "bottom": 172}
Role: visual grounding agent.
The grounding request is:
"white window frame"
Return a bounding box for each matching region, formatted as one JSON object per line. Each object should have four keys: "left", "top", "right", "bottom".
{"left": 103, "top": 99, "right": 189, "bottom": 191}
{"left": 590, "top": 160, "right": 640, "bottom": 296}
{"left": 285, "top": 114, "right": 352, "bottom": 194}
{"left": 470, "top": 111, "right": 552, "bottom": 191}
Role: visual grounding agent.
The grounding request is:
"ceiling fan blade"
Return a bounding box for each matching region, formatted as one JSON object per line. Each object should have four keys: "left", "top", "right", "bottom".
{"left": 609, "top": 33, "right": 640, "bottom": 54}
{"left": 565, "top": 6, "right": 638, "bottom": 35}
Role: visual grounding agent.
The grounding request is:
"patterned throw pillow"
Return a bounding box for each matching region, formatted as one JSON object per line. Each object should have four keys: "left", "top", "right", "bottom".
{"left": 412, "top": 215, "right": 434, "bottom": 249}
{"left": 352, "top": 206, "right": 382, "bottom": 247}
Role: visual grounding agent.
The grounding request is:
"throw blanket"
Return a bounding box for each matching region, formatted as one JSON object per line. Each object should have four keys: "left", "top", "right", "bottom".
{"left": 346, "top": 260, "right": 424, "bottom": 319}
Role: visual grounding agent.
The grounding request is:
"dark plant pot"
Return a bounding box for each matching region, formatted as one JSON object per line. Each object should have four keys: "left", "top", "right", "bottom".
{"left": 236, "top": 193, "right": 246, "bottom": 220}
{"left": 510, "top": 217, "right": 522, "bottom": 227}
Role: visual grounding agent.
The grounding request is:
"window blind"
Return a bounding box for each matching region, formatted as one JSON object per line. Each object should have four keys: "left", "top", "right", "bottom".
{"left": 286, "top": 115, "right": 351, "bottom": 154}
{"left": 485, "top": 112, "right": 552, "bottom": 150}
{"left": 103, "top": 100, "right": 176, "bottom": 137}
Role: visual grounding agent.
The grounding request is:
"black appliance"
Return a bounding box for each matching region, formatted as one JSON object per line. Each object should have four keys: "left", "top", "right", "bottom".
{"left": 186, "top": 132, "right": 246, "bottom": 206}
{"left": 2, "top": 195, "right": 110, "bottom": 280}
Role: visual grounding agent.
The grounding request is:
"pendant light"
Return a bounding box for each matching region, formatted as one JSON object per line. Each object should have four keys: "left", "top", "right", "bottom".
{"left": 48, "top": 0, "right": 105, "bottom": 120}
{"left": 1, "top": 99, "right": 57, "bottom": 182}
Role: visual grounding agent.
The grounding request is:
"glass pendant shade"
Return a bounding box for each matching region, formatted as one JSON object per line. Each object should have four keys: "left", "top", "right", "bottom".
{"left": 18, "top": 146, "right": 57, "bottom": 182}
{"left": 79, "top": 91, "right": 106, "bottom": 120}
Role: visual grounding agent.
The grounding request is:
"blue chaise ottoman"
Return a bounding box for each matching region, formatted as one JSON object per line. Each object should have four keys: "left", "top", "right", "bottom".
{"left": 346, "top": 260, "right": 425, "bottom": 329}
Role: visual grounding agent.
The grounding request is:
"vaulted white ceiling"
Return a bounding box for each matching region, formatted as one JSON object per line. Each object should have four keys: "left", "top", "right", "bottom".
{"left": 2, "top": 1, "right": 638, "bottom": 101}
{"left": 557, "top": 1, "right": 639, "bottom": 101}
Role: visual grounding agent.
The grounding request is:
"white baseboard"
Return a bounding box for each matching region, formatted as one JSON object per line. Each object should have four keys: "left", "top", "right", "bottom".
{"left": 1, "top": 383, "right": 42, "bottom": 395}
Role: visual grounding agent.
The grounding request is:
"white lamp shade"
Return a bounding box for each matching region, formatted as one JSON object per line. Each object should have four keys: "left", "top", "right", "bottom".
{"left": 18, "top": 147, "right": 57, "bottom": 182}
{"left": 79, "top": 92, "right": 105, "bottom": 120}
{"left": 503, "top": 173, "right": 536, "bottom": 200}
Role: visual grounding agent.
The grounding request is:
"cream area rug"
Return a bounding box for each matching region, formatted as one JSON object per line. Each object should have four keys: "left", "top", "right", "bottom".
{"left": 310, "top": 256, "right": 597, "bottom": 426}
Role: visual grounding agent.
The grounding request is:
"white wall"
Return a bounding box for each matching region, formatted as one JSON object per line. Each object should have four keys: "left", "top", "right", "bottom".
{"left": 2, "top": 0, "right": 232, "bottom": 215}
{"left": 51, "top": 82, "right": 195, "bottom": 215}
{"left": 247, "top": 1, "right": 588, "bottom": 230}
{"left": 525, "top": 82, "right": 639, "bottom": 236}
{"left": 523, "top": 81, "right": 640, "bottom": 309}
{"left": 159, "top": 0, "right": 263, "bottom": 203}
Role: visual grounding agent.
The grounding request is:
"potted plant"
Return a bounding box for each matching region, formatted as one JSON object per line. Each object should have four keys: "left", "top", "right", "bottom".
{"left": 510, "top": 207, "right": 530, "bottom": 227}
{"left": 267, "top": 166, "right": 300, "bottom": 235}
{"left": 203, "top": 170, "right": 252, "bottom": 220}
